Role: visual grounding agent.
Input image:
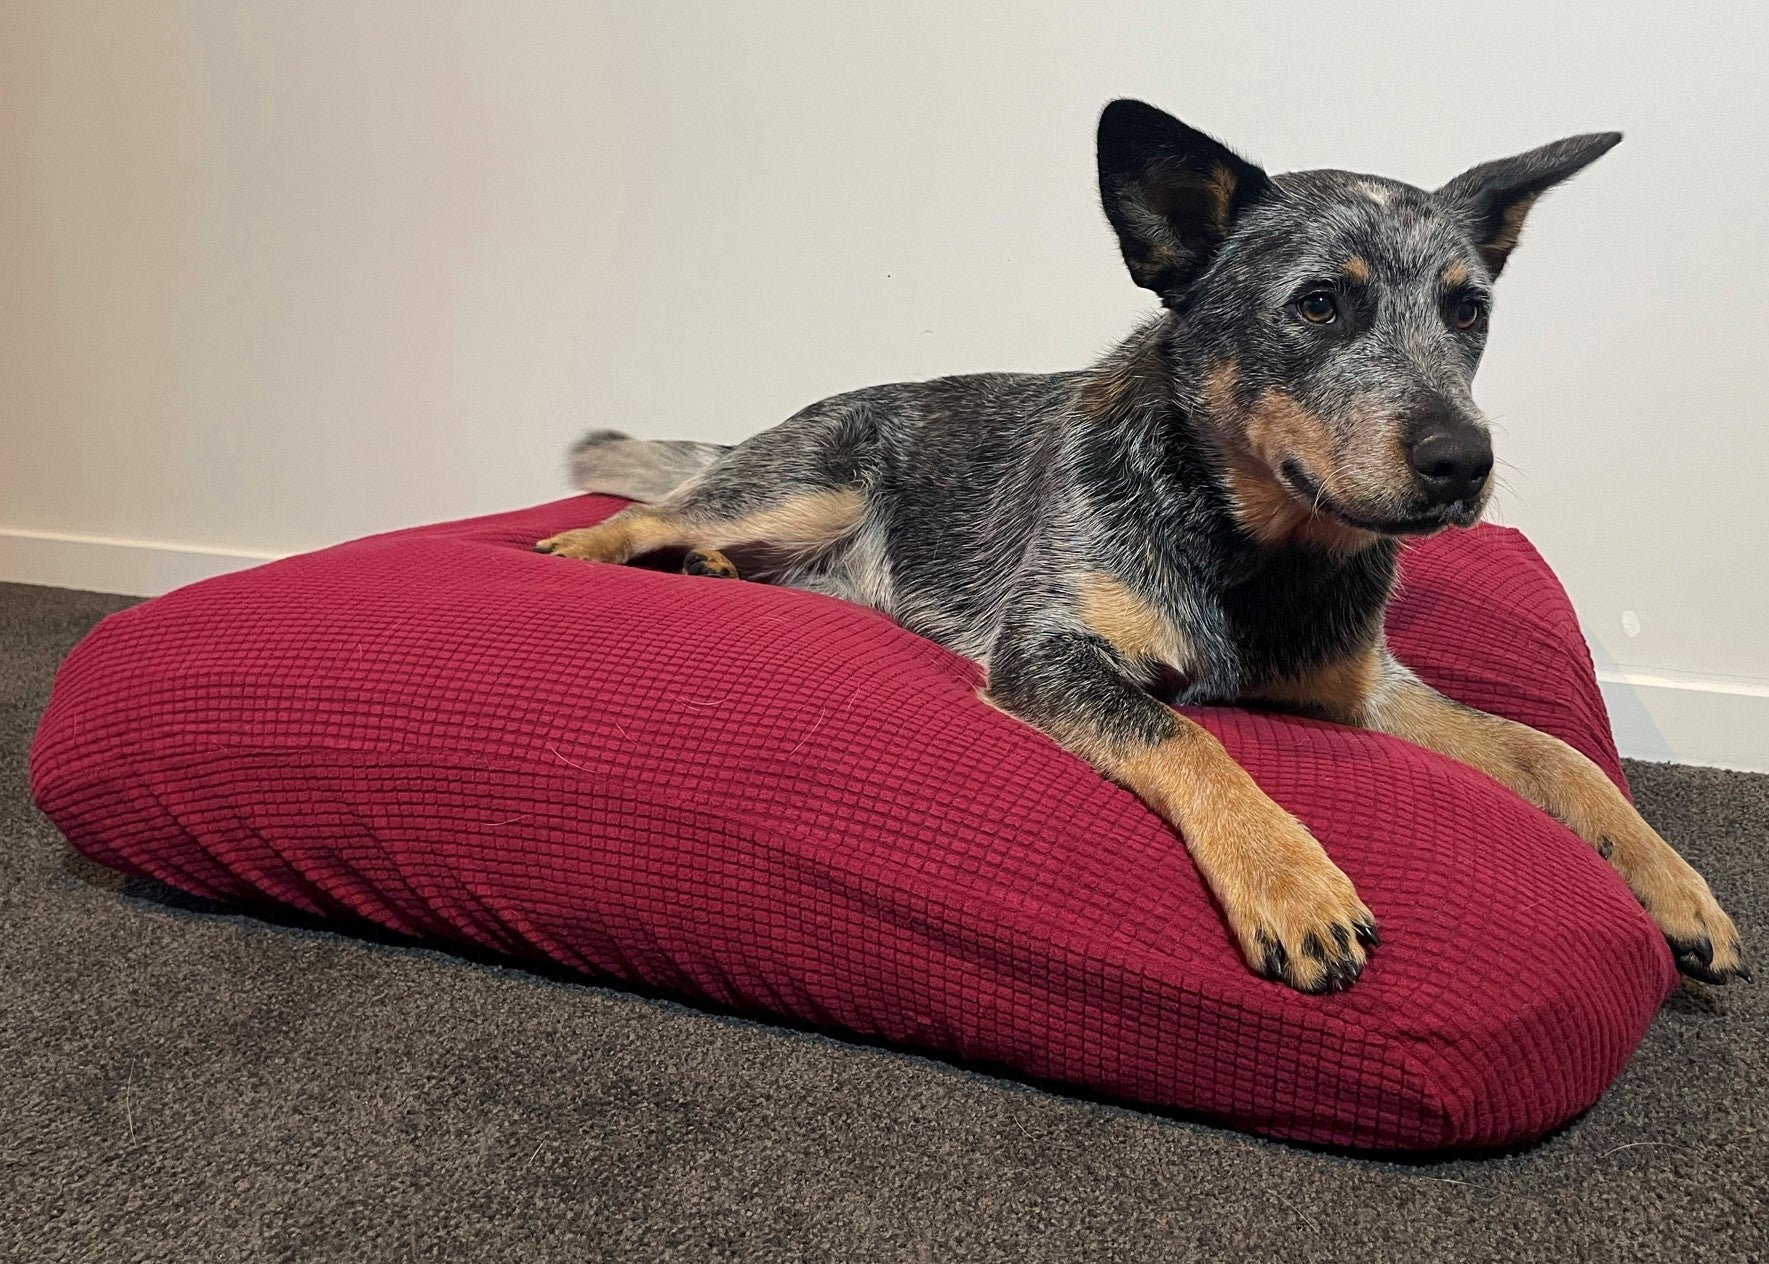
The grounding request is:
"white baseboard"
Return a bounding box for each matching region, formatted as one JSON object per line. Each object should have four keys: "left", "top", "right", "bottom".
{"left": 0, "top": 526, "right": 283, "bottom": 598}
{"left": 4, "top": 524, "right": 1766, "bottom": 774}
{"left": 1598, "top": 670, "right": 1769, "bottom": 774}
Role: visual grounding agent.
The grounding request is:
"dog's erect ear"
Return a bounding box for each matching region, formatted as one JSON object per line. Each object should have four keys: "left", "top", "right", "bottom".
{"left": 1097, "top": 99, "right": 1270, "bottom": 302}
{"left": 1435, "top": 132, "right": 1621, "bottom": 277}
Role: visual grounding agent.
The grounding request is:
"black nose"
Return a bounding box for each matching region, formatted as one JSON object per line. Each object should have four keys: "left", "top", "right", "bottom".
{"left": 1408, "top": 429, "right": 1493, "bottom": 504}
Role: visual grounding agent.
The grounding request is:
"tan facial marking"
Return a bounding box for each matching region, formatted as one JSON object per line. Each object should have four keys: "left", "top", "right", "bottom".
{"left": 1342, "top": 255, "right": 1371, "bottom": 285}
{"left": 1205, "top": 376, "right": 1378, "bottom": 554}
{"left": 1243, "top": 390, "right": 1335, "bottom": 475}
{"left": 1441, "top": 262, "right": 1470, "bottom": 288}
{"left": 1077, "top": 573, "right": 1191, "bottom": 671}
{"left": 1201, "top": 358, "right": 1241, "bottom": 417}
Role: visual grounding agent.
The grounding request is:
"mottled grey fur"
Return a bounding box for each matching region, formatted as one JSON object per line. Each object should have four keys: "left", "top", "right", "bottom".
{"left": 570, "top": 429, "right": 731, "bottom": 503}
{"left": 543, "top": 101, "right": 1745, "bottom": 992}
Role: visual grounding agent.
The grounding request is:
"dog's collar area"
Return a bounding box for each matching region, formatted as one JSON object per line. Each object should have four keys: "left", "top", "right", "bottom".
{"left": 1278, "top": 461, "right": 1456, "bottom": 536}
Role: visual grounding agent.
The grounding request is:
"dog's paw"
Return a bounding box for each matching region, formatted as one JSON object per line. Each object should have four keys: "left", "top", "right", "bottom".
{"left": 1218, "top": 830, "right": 1378, "bottom": 994}
{"left": 1587, "top": 807, "right": 1750, "bottom": 985}
{"left": 1636, "top": 855, "right": 1749, "bottom": 984}
{"left": 534, "top": 527, "right": 621, "bottom": 562}
{"left": 683, "top": 548, "right": 740, "bottom": 579}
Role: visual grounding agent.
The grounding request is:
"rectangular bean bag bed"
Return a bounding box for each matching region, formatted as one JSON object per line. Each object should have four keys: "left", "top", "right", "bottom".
{"left": 29, "top": 496, "right": 1676, "bottom": 1151}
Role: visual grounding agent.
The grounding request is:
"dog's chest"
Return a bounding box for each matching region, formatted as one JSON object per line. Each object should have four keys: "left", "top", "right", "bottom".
{"left": 1221, "top": 545, "right": 1395, "bottom": 684}
{"left": 1150, "top": 541, "right": 1395, "bottom": 702}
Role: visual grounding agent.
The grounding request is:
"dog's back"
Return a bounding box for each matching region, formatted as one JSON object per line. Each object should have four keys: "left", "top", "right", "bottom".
{"left": 567, "top": 371, "right": 1082, "bottom": 658}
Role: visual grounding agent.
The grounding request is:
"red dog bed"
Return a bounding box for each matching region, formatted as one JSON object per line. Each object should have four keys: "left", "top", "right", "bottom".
{"left": 30, "top": 497, "right": 1676, "bottom": 1150}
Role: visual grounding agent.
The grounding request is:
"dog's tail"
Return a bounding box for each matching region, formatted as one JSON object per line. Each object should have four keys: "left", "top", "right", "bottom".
{"left": 567, "top": 429, "right": 731, "bottom": 503}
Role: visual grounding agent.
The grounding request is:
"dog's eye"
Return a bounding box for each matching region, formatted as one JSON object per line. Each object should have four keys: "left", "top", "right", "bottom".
{"left": 1453, "top": 297, "right": 1487, "bottom": 330}
{"left": 1298, "top": 292, "right": 1338, "bottom": 324}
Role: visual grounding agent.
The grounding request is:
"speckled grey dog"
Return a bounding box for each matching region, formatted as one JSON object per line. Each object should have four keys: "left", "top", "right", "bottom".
{"left": 538, "top": 99, "right": 1746, "bottom": 993}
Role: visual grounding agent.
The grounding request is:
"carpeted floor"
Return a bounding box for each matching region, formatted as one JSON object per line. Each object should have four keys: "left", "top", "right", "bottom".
{"left": 2, "top": 579, "right": 1763, "bottom": 1263}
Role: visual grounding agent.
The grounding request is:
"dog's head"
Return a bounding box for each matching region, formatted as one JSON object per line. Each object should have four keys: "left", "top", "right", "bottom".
{"left": 1097, "top": 99, "right": 1618, "bottom": 540}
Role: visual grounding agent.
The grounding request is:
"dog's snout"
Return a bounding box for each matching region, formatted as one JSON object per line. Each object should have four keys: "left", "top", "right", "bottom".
{"left": 1408, "top": 429, "right": 1493, "bottom": 504}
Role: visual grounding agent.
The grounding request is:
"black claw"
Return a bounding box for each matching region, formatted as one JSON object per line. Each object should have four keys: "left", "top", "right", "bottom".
{"left": 1292, "top": 929, "right": 1367, "bottom": 994}
{"left": 1675, "top": 956, "right": 1730, "bottom": 985}
{"left": 1317, "top": 955, "right": 1362, "bottom": 995}
{"left": 1667, "top": 933, "right": 1745, "bottom": 984}
{"left": 1737, "top": 962, "right": 1754, "bottom": 983}
{"left": 1595, "top": 835, "right": 1614, "bottom": 860}
{"left": 1256, "top": 923, "right": 1374, "bottom": 993}
{"left": 1255, "top": 930, "right": 1288, "bottom": 981}
{"left": 1670, "top": 935, "right": 1715, "bottom": 968}
{"left": 1355, "top": 920, "right": 1380, "bottom": 949}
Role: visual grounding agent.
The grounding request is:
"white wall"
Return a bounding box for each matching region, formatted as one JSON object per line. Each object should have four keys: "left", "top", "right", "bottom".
{"left": 3, "top": 1, "right": 1765, "bottom": 769}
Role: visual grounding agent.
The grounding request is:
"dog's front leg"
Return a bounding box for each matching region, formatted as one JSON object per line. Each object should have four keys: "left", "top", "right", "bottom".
{"left": 1267, "top": 647, "right": 1748, "bottom": 983}
{"left": 986, "top": 630, "right": 1377, "bottom": 992}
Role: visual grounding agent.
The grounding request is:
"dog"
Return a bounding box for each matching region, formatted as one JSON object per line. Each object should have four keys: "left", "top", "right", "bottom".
{"left": 537, "top": 99, "right": 1746, "bottom": 994}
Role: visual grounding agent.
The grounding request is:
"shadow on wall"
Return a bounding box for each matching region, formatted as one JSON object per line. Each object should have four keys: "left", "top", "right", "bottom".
{"left": 1587, "top": 633, "right": 1675, "bottom": 764}
{"left": 1586, "top": 633, "right": 1769, "bottom": 773}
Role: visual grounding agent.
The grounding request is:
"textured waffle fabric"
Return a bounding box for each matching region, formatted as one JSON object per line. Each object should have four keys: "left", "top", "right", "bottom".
{"left": 30, "top": 497, "right": 1677, "bottom": 1150}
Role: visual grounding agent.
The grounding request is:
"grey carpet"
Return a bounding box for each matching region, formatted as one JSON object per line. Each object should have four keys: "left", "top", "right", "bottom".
{"left": 1, "top": 579, "right": 1762, "bottom": 1263}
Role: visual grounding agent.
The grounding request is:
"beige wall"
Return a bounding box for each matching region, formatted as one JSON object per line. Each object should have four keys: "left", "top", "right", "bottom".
{"left": 3, "top": 1, "right": 1765, "bottom": 767}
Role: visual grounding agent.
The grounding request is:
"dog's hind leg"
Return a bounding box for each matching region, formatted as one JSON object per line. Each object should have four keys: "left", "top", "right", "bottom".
{"left": 539, "top": 394, "right": 877, "bottom": 572}
{"left": 535, "top": 486, "right": 865, "bottom": 570}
